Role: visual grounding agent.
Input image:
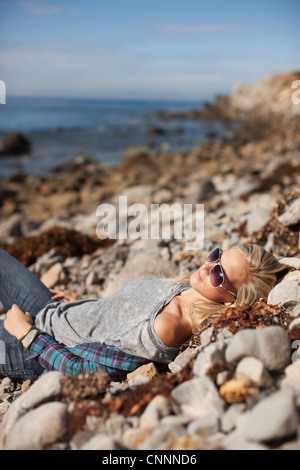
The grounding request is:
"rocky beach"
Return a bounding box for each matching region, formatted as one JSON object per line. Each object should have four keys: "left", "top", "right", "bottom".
{"left": 0, "top": 72, "right": 300, "bottom": 451}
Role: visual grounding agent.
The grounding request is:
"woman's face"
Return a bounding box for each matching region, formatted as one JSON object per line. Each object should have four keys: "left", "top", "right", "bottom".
{"left": 189, "top": 248, "right": 249, "bottom": 304}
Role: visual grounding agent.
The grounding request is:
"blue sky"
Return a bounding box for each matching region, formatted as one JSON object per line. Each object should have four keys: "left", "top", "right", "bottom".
{"left": 0, "top": 0, "right": 299, "bottom": 100}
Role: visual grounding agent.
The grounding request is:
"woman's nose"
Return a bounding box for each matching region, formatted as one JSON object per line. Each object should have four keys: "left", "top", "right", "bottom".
{"left": 202, "top": 262, "right": 213, "bottom": 273}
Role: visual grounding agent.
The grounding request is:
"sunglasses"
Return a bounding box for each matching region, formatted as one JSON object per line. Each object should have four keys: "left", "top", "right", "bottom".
{"left": 206, "top": 247, "right": 237, "bottom": 298}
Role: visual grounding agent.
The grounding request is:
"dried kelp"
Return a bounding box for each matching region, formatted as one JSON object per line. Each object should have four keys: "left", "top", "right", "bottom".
{"left": 184, "top": 299, "right": 295, "bottom": 349}
{"left": 1, "top": 226, "right": 114, "bottom": 266}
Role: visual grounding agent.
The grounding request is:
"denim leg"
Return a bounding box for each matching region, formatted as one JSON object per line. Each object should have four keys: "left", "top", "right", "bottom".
{"left": 0, "top": 248, "right": 53, "bottom": 317}
{"left": 0, "top": 249, "right": 54, "bottom": 381}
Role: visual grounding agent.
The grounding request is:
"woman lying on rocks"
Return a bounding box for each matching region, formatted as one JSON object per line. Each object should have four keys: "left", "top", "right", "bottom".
{"left": 0, "top": 244, "right": 289, "bottom": 382}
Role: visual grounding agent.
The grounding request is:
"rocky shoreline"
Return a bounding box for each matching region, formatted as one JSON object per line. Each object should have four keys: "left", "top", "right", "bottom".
{"left": 0, "top": 72, "right": 300, "bottom": 450}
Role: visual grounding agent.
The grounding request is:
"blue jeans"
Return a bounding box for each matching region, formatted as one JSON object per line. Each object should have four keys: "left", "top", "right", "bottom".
{"left": 0, "top": 249, "right": 54, "bottom": 381}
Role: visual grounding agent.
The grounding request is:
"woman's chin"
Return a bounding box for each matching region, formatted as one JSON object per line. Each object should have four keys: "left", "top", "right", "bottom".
{"left": 189, "top": 272, "right": 199, "bottom": 287}
{"left": 189, "top": 273, "right": 205, "bottom": 295}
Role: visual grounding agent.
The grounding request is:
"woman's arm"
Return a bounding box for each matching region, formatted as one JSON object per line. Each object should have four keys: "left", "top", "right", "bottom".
{"left": 4, "top": 304, "right": 149, "bottom": 379}
{"left": 27, "top": 334, "right": 149, "bottom": 378}
{"left": 4, "top": 304, "right": 33, "bottom": 340}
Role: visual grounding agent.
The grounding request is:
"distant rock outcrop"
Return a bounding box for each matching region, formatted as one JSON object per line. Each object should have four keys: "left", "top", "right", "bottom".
{"left": 155, "top": 71, "right": 300, "bottom": 121}
{"left": 0, "top": 131, "right": 31, "bottom": 156}
{"left": 230, "top": 72, "right": 300, "bottom": 116}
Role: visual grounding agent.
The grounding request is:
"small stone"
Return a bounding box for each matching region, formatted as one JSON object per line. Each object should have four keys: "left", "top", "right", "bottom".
{"left": 137, "top": 422, "right": 188, "bottom": 451}
{"left": 216, "top": 370, "right": 231, "bottom": 386}
{"left": 40, "top": 262, "right": 68, "bottom": 288}
{"left": 247, "top": 206, "right": 271, "bottom": 235}
{"left": 128, "top": 375, "right": 150, "bottom": 386}
{"left": 187, "top": 179, "right": 217, "bottom": 203}
{"left": 21, "top": 380, "right": 32, "bottom": 394}
{"left": 187, "top": 414, "right": 219, "bottom": 437}
{"left": 281, "top": 362, "right": 300, "bottom": 397}
{"left": 283, "top": 270, "right": 300, "bottom": 282}
{"left": 291, "top": 303, "right": 300, "bottom": 318}
{"left": 221, "top": 403, "right": 246, "bottom": 433}
{"left": 85, "top": 270, "right": 98, "bottom": 286}
{"left": 122, "top": 427, "right": 152, "bottom": 450}
{"left": 152, "top": 188, "right": 174, "bottom": 204}
{"left": 193, "top": 340, "right": 227, "bottom": 380}
{"left": 279, "top": 258, "right": 300, "bottom": 269}
{"left": 171, "top": 377, "right": 224, "bottom": 418}
{"left": 0, "top": 378, "right": 13, "bottom": 393}
{"left": 69, "top": 430, "right": 95, "bottom": 450}
{"left": 278, "top": 197, "right": 300, "bottom": 227}
{"left": 127, "top": 363, "right": 158, "bottom": 385}
{"left": 121, "top": 145, "right": 151, "bottom": 162}
{"left": 0, "top": 402, "right": 10, "bottom": 420}
{"left": 80, "top": 433, "right": 118, "bottom": 450}
{"left": 219, "top": 377, "right": 260, "bottom": 404}
{"left": 139, "top": 395, "right": 171, "bottom": 429}
{"left": 289, "top": 316, "right": 300, "bottom": 341}
{"left": 216, "top": 327, "right": 233, "bottom": 342}
{"left": 221, "top": 430, "right": 269, "bottom": 450}
{"left": 268, "top": 280, "right": 300, "bottom": 308}
{"left": 159, "top": 415, "right": 192, "bottom": 429}
{"left": 200, "top": 326, "right": 214, "bottom": 347}
{"left": 0, "top": 213, "right": 23, "bottom": 239}
{"left": 104, "top": 414, "right": 133, "bottom": 438}
{"left": 164, "top": 435, "right": 206, "bottom": 451}
{"left": 168, "top": 347, "right": 199, "bottom": 374}
{"left": 235, "top": 357, "right": 273, "bottom": 388}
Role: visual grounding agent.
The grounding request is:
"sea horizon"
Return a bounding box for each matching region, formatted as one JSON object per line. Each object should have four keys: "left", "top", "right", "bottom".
{"left": 0, "top": 95, "right": 228, "bottom": 180}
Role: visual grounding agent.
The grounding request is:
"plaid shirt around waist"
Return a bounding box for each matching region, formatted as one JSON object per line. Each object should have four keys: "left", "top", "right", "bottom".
{"left": 27, "top": 333, "right": 150, "bottom": 380}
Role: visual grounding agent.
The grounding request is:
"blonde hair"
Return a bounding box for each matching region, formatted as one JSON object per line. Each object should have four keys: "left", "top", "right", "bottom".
{"left": 166, "top": 244, "right": 291, "bottom": 334}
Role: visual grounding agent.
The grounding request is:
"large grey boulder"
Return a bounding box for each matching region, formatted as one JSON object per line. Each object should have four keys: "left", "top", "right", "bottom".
{"left": 2, "top": 372, "right": 63, "bottom": 440}
{"left": 3, "top": 402, "right": 69, "bottom": 450}
{"left": 225, "top": 326, "right": 291, "bottom": 372}
{"left": 235, "top": 388, "right": 298, "bottom": 444}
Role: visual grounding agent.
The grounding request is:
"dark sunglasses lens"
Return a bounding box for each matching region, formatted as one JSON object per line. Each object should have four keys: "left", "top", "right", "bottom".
{"left": 207, "top": 248, "right": 220, "bottom": 263}
{"left": 210, "top": 264, "right": 223, "bottom": 287}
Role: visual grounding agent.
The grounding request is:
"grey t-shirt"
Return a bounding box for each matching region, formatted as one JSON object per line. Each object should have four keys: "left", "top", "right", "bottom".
{"left": 35, "top": 278, "right": 190, "bottom": 363}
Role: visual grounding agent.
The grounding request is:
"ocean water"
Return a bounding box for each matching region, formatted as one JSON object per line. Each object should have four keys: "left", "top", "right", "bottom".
{"left": 0, "top": 96, "right": 228, "bottom": 180}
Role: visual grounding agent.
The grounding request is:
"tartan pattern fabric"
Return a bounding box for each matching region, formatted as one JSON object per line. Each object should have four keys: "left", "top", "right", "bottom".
{"left": 27, "top": 333, "right": 150, "bottom": 379}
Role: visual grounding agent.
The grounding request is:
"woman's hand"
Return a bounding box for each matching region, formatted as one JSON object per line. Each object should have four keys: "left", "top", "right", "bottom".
{"left": 49, "top": 289, "right": 78, "bottom": 302}
{"left": 4, "top": 304, "right": 33, "bottom": 340}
